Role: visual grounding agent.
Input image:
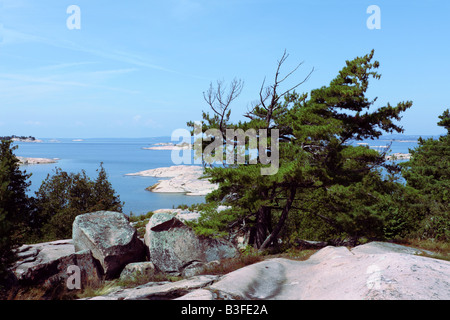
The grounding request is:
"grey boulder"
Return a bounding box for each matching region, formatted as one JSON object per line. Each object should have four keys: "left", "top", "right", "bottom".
{"left": 85, "top": 275, "right": 220, "bottom": 300}
{"left": 120, "top": 262, "right": 156, "bottom": 281}
{"left": 73, "top": 211, "right": 146, "bottom": 278}
{"left": 144, "top": 211, "right": 238, "bottom": 274}
{"left": 12, "top": 239, "right": 102, "bottom": 290}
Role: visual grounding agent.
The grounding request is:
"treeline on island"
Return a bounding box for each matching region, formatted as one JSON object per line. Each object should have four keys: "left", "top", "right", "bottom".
{"left": 0, "top": 135, "right": 37, "bottom": 141}
{"left": 1, "top": 50, "right": 449, "bottom": 293}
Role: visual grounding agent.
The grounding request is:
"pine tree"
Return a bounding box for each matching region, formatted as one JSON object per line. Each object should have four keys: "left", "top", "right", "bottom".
{"left": 91, "top": 162, "right": 123, "bottom": 212}
{"left": 33, "top": 164, "right": 123, "bottom": 241}
{"left": 189, "top": 50, "right": 412, "bottom": 249}
{"left": 0, "top": 139, "right": 31, "bottom": 282}
{"left": 401, "top": 109, "right": 450, "bottom": 240}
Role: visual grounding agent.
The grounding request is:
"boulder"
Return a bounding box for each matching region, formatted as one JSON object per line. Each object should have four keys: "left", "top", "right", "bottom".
{"left": 12, "top": 240, "right": 102, "bottom": 290}
{"left": 120, "top": 262, "right": 156, "bottom": 281}
{"left": 152, "top": 208, "right": 201, "bottom": 223}
{"left": 144, "top": 211, "right": 238, "bottom": 275}
{"left": 181, "top": 261, "right": 207, "bottom": 278}
{"left": 85, "top": 275, "right": 220, "bottom": 300}
{"left": 73, "top": 211, "right": 146, "bottom": 279}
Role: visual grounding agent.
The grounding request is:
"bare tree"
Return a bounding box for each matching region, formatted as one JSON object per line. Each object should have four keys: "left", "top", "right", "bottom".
{"left": 203, "top": 78, "right": 244, "bottom": 135}
{"left": 245, "top": 50, "right": 314, "bottom": 129}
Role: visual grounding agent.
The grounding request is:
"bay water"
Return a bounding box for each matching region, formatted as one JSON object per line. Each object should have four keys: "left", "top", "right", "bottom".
{"left": 14, "top": 137, "right": 205, "bottom": 215}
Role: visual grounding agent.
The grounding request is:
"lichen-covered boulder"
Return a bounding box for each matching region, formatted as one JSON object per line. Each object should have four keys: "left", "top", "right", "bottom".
{"left": 144, "top": 211, "right": 238, "bottom": 275}
{"left": 12, "top": 240, "right": 102, "bottom": 290}
{"left": 73, "top": 211, "right": 146, "bottom": 279}
{"left": 120, "top": 262, "right": 156, "bottom": 281}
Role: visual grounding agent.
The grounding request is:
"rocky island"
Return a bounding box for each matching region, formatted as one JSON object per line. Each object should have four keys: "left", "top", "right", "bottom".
{"left": 0, "top": 135, "right": 43, "bottom": 143}
{"left": 17, "top": 157, "right": 58, "bottom": 165}
{"left": 386, "top": 153, "right": 411, "bottom": 161}
{"left": 126, "top": 165, "right": 218, "bottom": 196}
{"left": 142, "top": 142, "right": 192, "bottom": 150}
{"left": 0, "top": 136, "right": 57, "bottom": 165}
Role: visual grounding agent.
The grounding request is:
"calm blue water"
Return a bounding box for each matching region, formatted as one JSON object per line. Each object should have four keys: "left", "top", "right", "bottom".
{"left": 12, "top": 135, "right": 436, "bottom": 215}
{"left": 14, "top": 137, "right": 205, "bottom": 215}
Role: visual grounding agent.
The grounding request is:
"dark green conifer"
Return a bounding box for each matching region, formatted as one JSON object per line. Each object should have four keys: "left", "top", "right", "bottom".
{"left": 189, "top": 50, "right": 413, "bottom": 249}
{"left": 0, "top": 140, "right": 31, "bottom": 282}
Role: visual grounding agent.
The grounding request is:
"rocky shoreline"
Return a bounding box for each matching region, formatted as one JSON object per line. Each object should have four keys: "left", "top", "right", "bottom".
{"left": 17, "top": 157, "right": 58, "bottom": 165}
{"left": 10, "top": 210, "right": 450, "bottom": 300}
{"left": 142, "top": 142, "right": 192, "bottom": 150}
{"left": 126, "top": 165, "right": 218, "bottom": 196}
{"left": 12, "top": 138, "right": 43, "bottom": 143}
{"left": 385, "top": 152, "right": 411, "bottom": 161}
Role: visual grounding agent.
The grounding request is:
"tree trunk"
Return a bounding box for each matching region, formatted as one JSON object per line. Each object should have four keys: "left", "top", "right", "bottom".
{"left": 259, "top": 186, "right": 296, "bottom": 250}
{"left": 251, "top": 205, "right": 272, "bottom": 248}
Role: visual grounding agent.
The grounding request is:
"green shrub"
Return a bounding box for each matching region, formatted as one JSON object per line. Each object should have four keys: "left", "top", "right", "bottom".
{"left": 30, "top": 163, "right": 123, "bottom": 242}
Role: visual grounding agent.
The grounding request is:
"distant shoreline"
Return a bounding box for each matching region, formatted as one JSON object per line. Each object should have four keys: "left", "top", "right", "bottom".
{"left": 142, "top": 142, "right": 192, "bottom": 150}
{"left": 0, "top": 136, "right": 43, "bottom": 143}
{"left": 385, "top": 153, "right": 411, "bottom": 161}
{"left": 18, "top": 157, "right": 58, "bottom": 165}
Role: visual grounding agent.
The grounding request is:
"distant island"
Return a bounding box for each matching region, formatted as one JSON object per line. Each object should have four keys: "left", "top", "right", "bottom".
{"left": 0, "top": 135, "right": 58, "bottom": 164}
{"left": 18, "top": 157, "right": 58, "bottom": 165}
{"left": 0, "top": 135, "right": 43, "bottom": 143}
{"left": 142, "top": 142, "right": 192, "bottom": 150}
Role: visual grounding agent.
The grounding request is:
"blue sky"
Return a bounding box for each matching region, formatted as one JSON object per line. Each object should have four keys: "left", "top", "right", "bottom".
{"left": 0, "top": 0, "right": 449, "bottom": 138}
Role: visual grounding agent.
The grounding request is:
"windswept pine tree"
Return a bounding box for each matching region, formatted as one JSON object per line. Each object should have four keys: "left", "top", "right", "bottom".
{"left": 188, "top": 50, "right": 413, "bottom": 249}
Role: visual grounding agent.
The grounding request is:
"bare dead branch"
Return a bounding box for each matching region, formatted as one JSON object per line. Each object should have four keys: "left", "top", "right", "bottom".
{"left": 278, "top": 66, "right": 315, "bottom": 98}
{"left": 203, "top": 78, "right": 244, "bottom": 133}
{"left": 244, "top": 50, "right": 314, "bottom": 128}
